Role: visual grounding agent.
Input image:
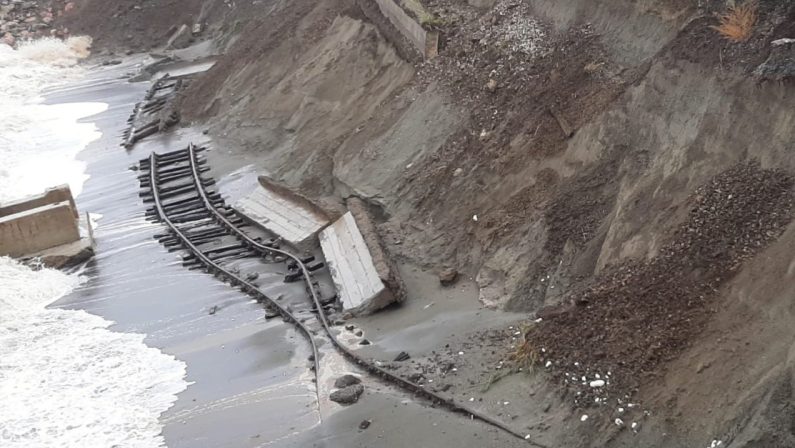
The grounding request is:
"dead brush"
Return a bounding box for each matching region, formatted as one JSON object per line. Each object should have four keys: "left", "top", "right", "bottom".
{"left": 480, "top": 325, "right": 541, "bottom": 392}
{"left": 712, "top": 0, "right": 758, "bottom": 42}
{"left": 508, "top": 328, "right": 541, "bottom": 370}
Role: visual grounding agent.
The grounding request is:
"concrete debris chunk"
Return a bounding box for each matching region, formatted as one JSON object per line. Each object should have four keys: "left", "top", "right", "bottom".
{"left": 320, "top": 199, "right": 405, "bottom": 316}
{"left": 1, "top": 185, "right": 94, "bottom": 267}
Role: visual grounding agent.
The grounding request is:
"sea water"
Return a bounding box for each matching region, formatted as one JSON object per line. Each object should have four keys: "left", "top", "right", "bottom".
{"left": 0, "top": 38, "right": 189, "bottom": 447}
{"left": 0, "top": 37, "right": 104, "bottom": 202}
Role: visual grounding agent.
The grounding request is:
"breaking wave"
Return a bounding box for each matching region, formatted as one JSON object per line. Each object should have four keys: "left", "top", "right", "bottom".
{"left": 0, "top": 37, "right": 189, "bottom": 447}
{"left": 0, "top": 36, "right": 103, "bottom": 203}
{"left": 0, "top": 258, "right": 189, "bottom": 447}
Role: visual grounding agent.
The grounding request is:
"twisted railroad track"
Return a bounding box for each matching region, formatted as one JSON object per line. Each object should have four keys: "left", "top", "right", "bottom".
{"left": 138, "top": 143, "right": 545, "bottom": 447}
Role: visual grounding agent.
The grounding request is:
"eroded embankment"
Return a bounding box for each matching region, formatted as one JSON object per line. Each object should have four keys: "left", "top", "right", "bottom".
{"left": 175, "top": 0, "right": 795, "bottom": 446}
{"left": 59, "top": 0, "right": 795, "bottom": 446}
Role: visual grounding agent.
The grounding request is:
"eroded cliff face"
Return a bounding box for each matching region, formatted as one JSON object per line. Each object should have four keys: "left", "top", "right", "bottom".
{"left": 186, "top": 0, "right": 793, "bottom": 309}
{"left": 173, "top": 0, "right": 795, "bottom": 445}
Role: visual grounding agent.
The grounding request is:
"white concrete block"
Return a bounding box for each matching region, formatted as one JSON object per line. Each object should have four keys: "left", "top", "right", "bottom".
{"left": 234, "top": 184, "right": 329, "bottom": 248}
{"left": 320, "top": 212, "right": 396, "bottom": 315}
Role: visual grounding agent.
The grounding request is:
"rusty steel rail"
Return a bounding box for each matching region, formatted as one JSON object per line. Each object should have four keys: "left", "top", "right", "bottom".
{"left": 180, "top": 143, "right": 545, "bottom": 446}
{"left": 146, "top": 151, "right": 324, "bottom": 416}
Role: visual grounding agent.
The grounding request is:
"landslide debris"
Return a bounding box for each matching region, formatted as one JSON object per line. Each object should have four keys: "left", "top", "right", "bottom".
{"left": 529, "top": 162, "right": 794, "bottom": 406}
{"left": 0, "top": 0, "right": 71, "bottom": 46}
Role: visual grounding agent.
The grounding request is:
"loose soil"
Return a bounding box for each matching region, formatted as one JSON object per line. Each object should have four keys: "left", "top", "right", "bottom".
{"left": 530, "top": 162, "right": 794, "bottom": 406}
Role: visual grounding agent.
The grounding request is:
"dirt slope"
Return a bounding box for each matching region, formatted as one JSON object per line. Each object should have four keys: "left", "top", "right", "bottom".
{"left": 183, "top": 0, "right": 795, "bottom": 445}
{"left": 65, "top": 0, "right": 795, "bottom": 445}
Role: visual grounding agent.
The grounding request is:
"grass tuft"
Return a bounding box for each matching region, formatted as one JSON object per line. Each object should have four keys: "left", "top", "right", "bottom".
{"left": 711, "top": 0, "right": 758, "bottom": 43}
{"left": 508, "top": 324, "right": 540, "bottom": 369}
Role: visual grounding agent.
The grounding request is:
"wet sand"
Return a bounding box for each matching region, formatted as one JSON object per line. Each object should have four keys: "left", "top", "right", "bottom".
{"left": 48, "top": 58, "right": 530, "bottom": 447}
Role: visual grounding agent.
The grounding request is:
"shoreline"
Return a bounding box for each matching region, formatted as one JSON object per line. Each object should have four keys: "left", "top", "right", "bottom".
{"left": 41, "top": 56, "right": 532, "bottom": 447}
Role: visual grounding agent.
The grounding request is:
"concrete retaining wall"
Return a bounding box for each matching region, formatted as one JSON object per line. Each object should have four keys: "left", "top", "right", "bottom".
{"left": 373, "top": 0, "right": 439, "bottom": 59}
{"left": 0, "top": 184, "right": 78, "bottom": 219}
{"left": 0, "top": 201, "right": 81, "bottom": 257}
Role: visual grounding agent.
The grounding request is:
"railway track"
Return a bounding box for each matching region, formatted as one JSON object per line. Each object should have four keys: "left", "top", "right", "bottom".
{"left": 138, "top": 143, "right": 545, "bottom": 446}
{"left": 123, "top": 74, "right": 183, "bottom": 149}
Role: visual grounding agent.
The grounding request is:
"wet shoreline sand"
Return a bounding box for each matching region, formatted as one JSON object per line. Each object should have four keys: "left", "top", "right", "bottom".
{"left": 47, "top": 59, "right": 530, "bottom": 447}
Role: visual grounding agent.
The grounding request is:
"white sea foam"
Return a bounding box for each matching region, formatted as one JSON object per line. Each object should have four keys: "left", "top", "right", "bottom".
{"left": 0, "top": 37, "right": 105, "bottom": 203}
{"left": 0, "top": 258, "right": 188, "bottom": 447}
{"left": 0, "top": 37, "right": 189, "bottom": 448}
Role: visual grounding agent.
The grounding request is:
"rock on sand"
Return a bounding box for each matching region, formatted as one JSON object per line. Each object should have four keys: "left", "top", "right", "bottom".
{"left": 330, "top": 384, "right": 364, "bottom": 405}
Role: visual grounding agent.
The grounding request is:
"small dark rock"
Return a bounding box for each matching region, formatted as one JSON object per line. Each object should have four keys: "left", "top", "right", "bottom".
{"left": 440, "top": 361, "right": 456, "bottom": 373}
{"left": 345, "top": 325, "right": 355, "bottom": 331}
{"left": 330, "top": 384, "right": 364, "bottom": 405}
{"left": 407, "top": 372, "right": 424, "bottom": 383}
{"left": 320, "top": 294, "right": 338, "bottom": 306}
{"left": 245, "top": 272, "right": 259, "bottom": 281}
{"left": 355, "top": 330, "right": 363, "bottom": 337}
{"left": 358, "top": 339, "right": 371, "bottom": 346}
{"left": 359, "top": 420, "right": 371, "bottom": 430}
{"left": 334, "top": 374, "right": 361, "bottom": 389}
{"left": 439, "top": 268, "right": 459, "bottom": 286}
{"left": 393, "top": 351, "right": 411, "bottom": 362}
{"left": 208, "top": 305, "right": 218, "bottom": 315}
{"left": 264, "top": 308, "right": 279, "bottom": 319}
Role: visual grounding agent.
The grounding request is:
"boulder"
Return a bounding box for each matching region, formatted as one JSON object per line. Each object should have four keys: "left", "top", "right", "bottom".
{"left": 439, "top": 268, "right": 459, "bottom": 286}
{"left": 330, "top": 384, "right": 364, "bottom": 405}
{"left": 333, "top": 374, "right": 361, "bottom": 389}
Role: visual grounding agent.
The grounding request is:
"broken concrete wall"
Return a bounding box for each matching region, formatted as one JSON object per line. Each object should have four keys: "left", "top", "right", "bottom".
{"left": 320, "top": 212, "right": 400, "bottom": 316}
{"left": 0, "top": 201, "right": 80, "bottom": 257}
{"left": 346, "top": 196, "right": 407, "bottom": 304}
{"left": 0, "top": 184, "right": 77, "bottom": 219}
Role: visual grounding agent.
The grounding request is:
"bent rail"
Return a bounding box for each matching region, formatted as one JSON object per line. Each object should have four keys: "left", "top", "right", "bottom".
{"left": 182, "top": 144, "right": 544, "bottom": 446}
{"left": 147, "top": 151, "right": 324, "bottom": 416}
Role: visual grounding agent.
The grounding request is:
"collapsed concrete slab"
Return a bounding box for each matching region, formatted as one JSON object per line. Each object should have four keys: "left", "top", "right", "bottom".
{"left": 234, "top": 176, "right": 331, "bottom": 249}
{"left": 320, "top": 198, "right": 405, "bottom": 316}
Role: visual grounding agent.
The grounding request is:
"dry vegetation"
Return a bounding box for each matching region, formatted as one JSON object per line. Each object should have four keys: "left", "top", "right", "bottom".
{"left": 712, "top": 0, "right": 758, "bottom": 42}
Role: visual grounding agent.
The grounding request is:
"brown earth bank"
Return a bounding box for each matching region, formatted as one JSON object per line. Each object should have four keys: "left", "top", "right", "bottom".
{"left": 61, "top": 0, "right": 795, "bottom": 446}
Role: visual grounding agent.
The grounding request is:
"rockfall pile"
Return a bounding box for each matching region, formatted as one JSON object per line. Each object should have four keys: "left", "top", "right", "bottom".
{"left": 1, "top": 0, "right": 73, "bottom": 46}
